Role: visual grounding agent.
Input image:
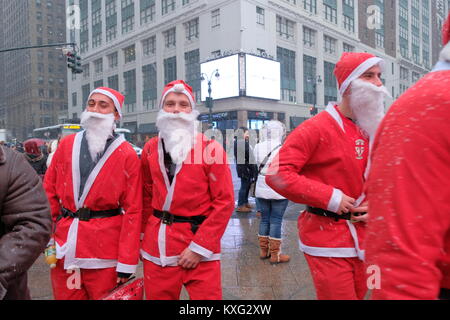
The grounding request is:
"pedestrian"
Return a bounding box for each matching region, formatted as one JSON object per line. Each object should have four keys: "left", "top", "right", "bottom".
{"left": 43, "top": 87, "right": 142, "bottom": 300}
{"left": 254, "top": 120, "right": 289, "bottom": 264}
{"left": 266, "top": 52, "right": 390, "bottom": 300}
{"left": 234, "top": 127, "right": 258, "bottom": 213}
{"left": 140, "top": 80, "right": 234, "bottom": 300}
{"left": 365, "top": 13, "right": 450, "bottom": 300}
{"left": 46, "top": 138, "right": 59, "bottom": 168}
{"left": 23, "top": 139, "right": 47, "bottom": 178}
{"left": 0, "top": 144, "right": 52, "bottom": 299}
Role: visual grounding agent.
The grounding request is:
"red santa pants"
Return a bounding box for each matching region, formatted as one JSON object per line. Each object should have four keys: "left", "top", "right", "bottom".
{"left": 304, "top": 254, "right": 368, "bottom": 300}
{"left": 143, "top": 260, "right": 222, "bottom": 300}
{"left": 51, "top": 259, "right": 117, "bottom": 300}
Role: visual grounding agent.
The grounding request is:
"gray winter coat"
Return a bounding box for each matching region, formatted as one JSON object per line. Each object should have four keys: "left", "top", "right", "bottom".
{"left": 0, "top": 145, "right": 51, "bottom": 299}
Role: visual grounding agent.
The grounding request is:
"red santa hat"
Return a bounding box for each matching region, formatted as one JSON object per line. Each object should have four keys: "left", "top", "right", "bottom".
{"left": 88, "top": 87, "right": 125, "bottom": 119}
{"left": 334, "top": 52, "right": 385, "bottom": 97}
{"left": 443, "top": 12, "right": 450, "bottom": 45}
{"left": 159, "top": 80, "right": 196, "bottom": 109}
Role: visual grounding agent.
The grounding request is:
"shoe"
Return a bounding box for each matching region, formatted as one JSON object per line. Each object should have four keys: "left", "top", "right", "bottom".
{"left": 258, "top": 235, "right": 270, "bottom": 259}
{"left": 269, "top": 238, "right": 290, "bottom": 264}
{"left": 245, "top": 203, "right": 254, "bottom": 209}
{"left": 256, "top": 211, "right": 262, "bottom": 218}
{"left": 236, "top": 206, "right": 252, "bottom": 213}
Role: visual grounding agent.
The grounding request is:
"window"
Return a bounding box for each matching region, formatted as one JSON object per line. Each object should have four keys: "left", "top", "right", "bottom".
{"left": 108, "top": 75, "right": 119, "bottom": 90}
{"left": 164, "top": 56, "right": 177, "bottom": 83}
{"left": 106, "top": 0, "right": 117, "bottom": 42}
{"left": 94, "top": 80, "right": 104, "bottom": 89}
{"left": 256, "top": 7, "right": 265, "bottom": 26}
{"left": 323, "top": 35, "right": 336, "bottom": 54}
{"left": 94, "top": 58, "right": 103, "bottom": 74}
{"left": 324, "top": 4, "right": 337, "bottom": 24}
{"left": 343, "top": 15, "right": 354, "bottom": 33}
{"left": 211, "top": 9, "right": 220, "bottom": 28}
{"left": 122, "top": 15, "right": 134, "bottom": 34}
{"left": 164, "top": 28, "right": 176, "bottom": 48}
{"left": 82, "top": 64, "right": 90, "bottom": 78}
{"left": 123, "top": 45, "right": 136, "bottom": 63}
{"left": 72, "top": 92, "right": 77, "bottom": 107}
{"left": 182, "top": 0, "right": 190, "bottom": 5}
{"left": 140, "top": 0, "right": 155, "bottom": 24}
{"left": 303, "top": 0, "right": 317, "bottom": 13}
{"left": 82, "top": 84, "right": 91, "bottom": 106}
{"left": 303, "top": 54, "right": 317, "bottom": 104}
{"left": 276, "top": 16, "right": 295, "bottom": 39}
{"left": 185, "top": 49, "right": 200, "bottom": 100}
{"left": 161, "top": 0, "right": 175, "bottom": 15}
{"left": 324, "top": 61, "right": 337, "bottom": 105}
{"left": 108, "top": 52, "right": 118, "bottom": 69}
{"left": 142, "top": 63, "right": 157, "bottom": 110}
{"left": 277, "top": 47, "right": 296, "bottom": 103}
{"left": 123, "top": 69, "right": 137, "bottom": 113}
{"left": 375, "top": 33, "right": 384, "bottom": 48}
{"left": 303, "top": 26, "right": 315, "bottom": 48}
{"left": 343, "top": 43, "right": 354, "bottom": 52}
{"left": 142, "top": 36, "right": 156, "bottom": 56}
{"left": 185, "top": 18, "right": 199, "bottom": 41}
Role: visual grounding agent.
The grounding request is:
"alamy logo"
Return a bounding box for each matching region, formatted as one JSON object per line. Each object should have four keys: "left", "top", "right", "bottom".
{"left": 367, "top": 5, "right": 382, "bottom": 30}
{"left": 366, "top": 265, "right": 381, "bottom": 290}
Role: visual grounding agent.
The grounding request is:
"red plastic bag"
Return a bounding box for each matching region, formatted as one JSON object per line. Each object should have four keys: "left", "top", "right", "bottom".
{"left": 101, "top": 277, "right": 144, "bottom": 300}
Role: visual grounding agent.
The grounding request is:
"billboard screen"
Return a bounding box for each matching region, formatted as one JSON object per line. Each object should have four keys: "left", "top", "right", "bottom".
{"left": 245, "top": 54, "right": 280, "bottom": 100}
{"left": 200, "top": 54, "right": 240, "bottom": 101}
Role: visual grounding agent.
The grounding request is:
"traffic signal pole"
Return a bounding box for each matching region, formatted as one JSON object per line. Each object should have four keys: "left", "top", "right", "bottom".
{"left": 0, "top": 42, "right": 77, "bottom": 54}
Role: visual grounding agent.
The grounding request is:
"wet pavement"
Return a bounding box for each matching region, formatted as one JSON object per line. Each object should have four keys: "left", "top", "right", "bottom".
{"left": 28, "top": 164, "right": 316, "bottom": 300}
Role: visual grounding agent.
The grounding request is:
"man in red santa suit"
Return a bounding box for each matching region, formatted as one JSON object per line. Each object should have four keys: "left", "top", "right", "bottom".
{"left": 140, "top": 80, "right": 234, "bottom": 300}
{"left": 44, "top": 87, "right": 142, "bottom": 300}
{"left": 266, "top": 52, "right": 390, "bottom": 300}
{"left": 365, "top": 13, "right": 450, "bottom": 300}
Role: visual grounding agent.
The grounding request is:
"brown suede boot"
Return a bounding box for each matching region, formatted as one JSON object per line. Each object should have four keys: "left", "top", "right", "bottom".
{"left": 269, "top": 238, "right": 290, "bottom": 264}
{"left": 258, "top": 235, "right": 270, "bottom": 259}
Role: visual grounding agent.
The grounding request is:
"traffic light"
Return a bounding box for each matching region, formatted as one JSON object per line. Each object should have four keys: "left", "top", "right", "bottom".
{"left": 309, "top": 106, "right": 318, "bottom": 116}
{"left": 66, "top": 51, "right": 82, "bottom": 74}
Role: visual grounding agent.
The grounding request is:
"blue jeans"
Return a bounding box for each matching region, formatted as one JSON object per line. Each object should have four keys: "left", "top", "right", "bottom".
{"left": 257, "top": 198, "right": 289, "bottom": 239}
{"left": 238, "top": 178, "right": 252, "bottom": 206}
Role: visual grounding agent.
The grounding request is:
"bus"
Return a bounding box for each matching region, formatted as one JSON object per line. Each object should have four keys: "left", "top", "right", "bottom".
{"left": 33, "top": 124, "right": 83, "bottom": 141}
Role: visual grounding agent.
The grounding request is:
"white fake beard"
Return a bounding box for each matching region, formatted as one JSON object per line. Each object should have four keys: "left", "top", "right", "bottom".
{"left": 80, "top": 111, "right": 115, "bottom": 161}
{"left": 349, "top": 79, "right": 391, "bottom": 140}
{"left": 156, "top": 109, "right": 200, "bottom": 164}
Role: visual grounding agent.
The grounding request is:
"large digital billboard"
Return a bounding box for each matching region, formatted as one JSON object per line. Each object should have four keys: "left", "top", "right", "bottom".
{"left": 200, "top": 54, "right": 240, "bottom": 101}
{"left": 200, "top": 53, "right": 281, "bottom": 101}
{"left": 245, "top": 54, "right": 281, "bottom": 100}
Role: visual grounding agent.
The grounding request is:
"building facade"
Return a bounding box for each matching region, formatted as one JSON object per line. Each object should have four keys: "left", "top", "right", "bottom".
{"left": 66, "top": 0, "right": 448, "bottom": 143}
{"left": 0, "top": 0, "right": 69, "bottom": 141}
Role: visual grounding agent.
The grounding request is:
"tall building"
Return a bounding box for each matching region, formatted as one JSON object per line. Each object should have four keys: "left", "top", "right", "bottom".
{"left": 67, "top": 0, "right": 446, "bottom": 142}
{"left": 0, "top": 0, "right": 69, "bottom": 140}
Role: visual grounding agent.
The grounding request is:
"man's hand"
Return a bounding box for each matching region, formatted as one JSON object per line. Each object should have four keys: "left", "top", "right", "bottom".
{"left": 337, "top": 194, "right": 356, "bottom": 215}
{"left": 350, "top": 201, "right": 369, "bottom": 223}
{"left": 116, "top": 272, "right": 132, "bottom": 284}
{"left": 178, "top": 248, "right": 203, "bottom": 269}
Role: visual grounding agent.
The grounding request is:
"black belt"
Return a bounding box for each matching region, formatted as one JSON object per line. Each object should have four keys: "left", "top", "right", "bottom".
{"left": 306, "top": 206, "right": 366, "bottom": 222}
{"left": 439, "top": 288, "right": 450, "bottom": 300}
{"left": 153, "top": 210, "right": 206, "bottom": 234}
{"left": 58, "top": 207, "right": 122, "bottom": 222}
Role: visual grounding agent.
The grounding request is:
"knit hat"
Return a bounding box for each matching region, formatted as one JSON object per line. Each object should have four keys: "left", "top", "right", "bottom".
{"left": 443, "top": 12, "right": 450, "bottom": 45}
{"left": 159, "top": 80, "right": 196, "bottom": 109}
{"left": 334, "top": 52, "right": 385, "bottom": 97}
{"left": 88, "top": 87, "right": 125, "bottom": 119}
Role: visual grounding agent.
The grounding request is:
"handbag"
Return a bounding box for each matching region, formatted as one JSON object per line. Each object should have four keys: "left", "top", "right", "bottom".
{"left": 101, "top": 277, "right": 144, "bottom": 300}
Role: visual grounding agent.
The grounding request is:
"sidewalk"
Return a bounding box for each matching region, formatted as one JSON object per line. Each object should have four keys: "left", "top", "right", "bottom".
{"left": 28, "top": 164, "right": 316, "bottom": 300}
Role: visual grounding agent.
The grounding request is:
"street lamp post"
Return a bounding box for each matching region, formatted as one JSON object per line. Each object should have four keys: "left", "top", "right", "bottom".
{"left": 308, "top": 75, "right": 322, "bottom": 116}
{"left": 200, "top": 69, "right": 220, "bottom": 128}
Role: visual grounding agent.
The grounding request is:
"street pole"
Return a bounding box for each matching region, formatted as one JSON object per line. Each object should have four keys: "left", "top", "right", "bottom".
{"left": 201, "top": 69, "right": 220, "bottom": 130}
{"left": 208, "top": 80, "right": 213, "bottom": 128}
{"left": 0, "top": 42, "right": 77, "bottom": 54}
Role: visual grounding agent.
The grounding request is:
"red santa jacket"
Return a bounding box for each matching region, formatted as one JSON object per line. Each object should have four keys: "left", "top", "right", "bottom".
{"left": 140, "top": 133, "right": 234, "bottom": 267}
{"left": 266, "top": 104, "right": 369, "bottom": 259}
{"left": 43, "top": 132, "right": 142, "bottom": 274}
{"left": 366, "top": 66, "right": 450, "bottom": 299}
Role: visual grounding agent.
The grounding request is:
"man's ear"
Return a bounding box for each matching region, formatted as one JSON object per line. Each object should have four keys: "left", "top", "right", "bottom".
{"left": 114, "top": 110, "right": 120, "bottom": 121}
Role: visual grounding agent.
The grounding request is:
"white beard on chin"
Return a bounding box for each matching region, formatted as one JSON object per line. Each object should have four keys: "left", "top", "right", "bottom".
{"left": 156, "top": 109, "right": 200, "bottom": 164}
{"left": 349, "top": 78, "right": 391, "bottom": 141}
{"left": 80, "top": 111, "right": 116, "bottom": 161}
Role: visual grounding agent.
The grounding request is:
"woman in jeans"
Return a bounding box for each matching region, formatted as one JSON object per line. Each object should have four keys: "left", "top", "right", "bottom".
{"left": 253, "top": 121, "right": 289, "bottom": 264}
